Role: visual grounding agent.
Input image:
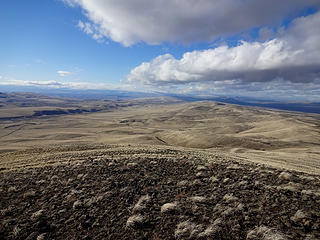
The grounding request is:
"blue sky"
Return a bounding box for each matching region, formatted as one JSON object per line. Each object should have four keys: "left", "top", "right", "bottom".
{"left": 0, "top": 0, "right": 208, "bottom": 84}
{"left": 1, "top": 0, "right": 320, "bottom": 100}
{"left": 0, "top": 1, "right": 162, "bottom": 84}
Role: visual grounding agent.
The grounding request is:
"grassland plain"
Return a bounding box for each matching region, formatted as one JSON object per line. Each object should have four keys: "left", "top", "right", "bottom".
{"left": 1, "top": 94, "right": 320, "bottom": 174}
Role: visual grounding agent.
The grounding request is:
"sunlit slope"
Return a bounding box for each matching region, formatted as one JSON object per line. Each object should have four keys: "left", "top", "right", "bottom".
{"left": 1, "top": 99, "right": 320, "bottom": 174}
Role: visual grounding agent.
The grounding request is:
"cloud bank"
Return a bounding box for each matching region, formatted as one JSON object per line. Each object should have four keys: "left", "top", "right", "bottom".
{"left": 62, "top": 0, "right": 320, "bottom": 99}
{"left": 127, "top": 12, "right": 320, "bottom": 93}
{"left": 0, "top": 79, "right": 134, "bottom": 91}
{"left": 63, "top": 0, "right": 320, "bottom": 46}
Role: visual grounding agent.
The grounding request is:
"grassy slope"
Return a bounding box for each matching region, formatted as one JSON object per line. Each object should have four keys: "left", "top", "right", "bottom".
{"left": 1, "top": 98, "right": 320, "bottom": 174}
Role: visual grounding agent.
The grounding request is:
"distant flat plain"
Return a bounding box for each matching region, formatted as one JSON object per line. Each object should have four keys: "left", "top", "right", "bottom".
{"left": 1, "top": 93, "right": 320, "bottom": 174}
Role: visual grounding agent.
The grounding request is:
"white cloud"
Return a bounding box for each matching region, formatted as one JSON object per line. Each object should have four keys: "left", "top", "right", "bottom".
{"left": 127, "top": 12, "right": 320, "bottom": 87}
{"left": 77, "top": 20, "right": 105, "bottom": 43}
{"left": 0, "top": 79, "right": 135, "bottom": 91}
{"left": 0, "top": 80, "right": 63, "bottom": 88}
{"left": 64, "top": 0, "right": 320, "bottom": 46}
{"left": 57, "top": 70, "right": 73, "bottom": 77}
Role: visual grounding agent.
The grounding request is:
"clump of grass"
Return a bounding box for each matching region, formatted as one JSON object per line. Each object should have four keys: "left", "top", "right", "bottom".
{"left": 12, "top": 225, "right": 21, "bottom": 237}
{"left": 196, "top": 165, "right": 207, "bottom": 171}
{"left": 1, "top": 206, "right": 12, "bottom": 217}
{"left": 278, "top": 172, "right": 291, "bottom": 181}
{"left": 72, "top": 200, "right": 83, "bottom": 209}
{"left": 198, "top": 218, "right": 222, "bottom": 238}
{"left": 177, "top": 180, "right": 189, "bottom": 186}
{"left": 126, "top": 214, "right": 144, "bottom": 228}
{"left": 8, "top": 186, "right": 17, "bottom": 192}
{"left": 189, "top": 196, "right": 206, "bottom": 203}
{"left": 37, "top": 233, "right": 47, "bottom": 240}
{"left": 133, "top": 195, "right": 150, "bottom": 212}
{"left": 31, "top": 210, "right": 44, "bottom": 220}
{"left": 247, "top": 226, "right": 288, "bottom": 240}
{"left": 290, "top": 210, "right": 306, "bottom": 223}
{"left": 276, "top": 183, "right": 301, "bottom": 192}
{"left": 23, "top": 190, "right": 36, "bottom": 198}
{"left": 209, "top": 176, "right": 218, "bottom": 183}
{"left": 174, "top": 221, "right": 204, "bottom": 239}
{"left": 161, "top": 202, "right": 178, "bottom": 213}
{"left": 196, "top": 171, "right": 207, "bottom": 177}
{"left": 227, "top": 164, "right": 241, "bottom": 170}
{"left": 127, "top": 162, "right": 138, "bottom": 167}
{"left": 223, "top": 193, "right": 238, "bottom": 203}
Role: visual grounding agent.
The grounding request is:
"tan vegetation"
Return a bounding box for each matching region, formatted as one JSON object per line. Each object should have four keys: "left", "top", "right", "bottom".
{"left": 1, "top": 94, "right": 320, "bottom": 174}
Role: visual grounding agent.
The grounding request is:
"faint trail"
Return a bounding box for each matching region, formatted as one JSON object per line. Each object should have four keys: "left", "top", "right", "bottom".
{"left": 0, "top": 125, "right": 25, "bottom": 139}
{"left": 155, "top": 136, "right": 168, "bottom": 145}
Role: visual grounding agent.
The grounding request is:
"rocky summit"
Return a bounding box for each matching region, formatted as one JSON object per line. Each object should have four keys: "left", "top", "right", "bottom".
{"left": 1, "top": 145, "right": 319, "bottom": 240}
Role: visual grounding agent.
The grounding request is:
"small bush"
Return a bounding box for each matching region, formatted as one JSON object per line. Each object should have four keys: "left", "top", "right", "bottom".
{"left": 126, "top": 214, "right": 144, "bottom": 228}
{"left": 247, "top": 226, "right": 288, "bottom": 240}
{"left": 161, "top": 202, "right": 178, "bottom": 213}
{"left": 133, "top": 195, "right": 150, "bottom": 212}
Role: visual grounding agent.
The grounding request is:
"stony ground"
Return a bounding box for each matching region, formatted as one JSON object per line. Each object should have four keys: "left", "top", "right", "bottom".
{"left": 1, "top": 145, "right": 320, "bottom": 240}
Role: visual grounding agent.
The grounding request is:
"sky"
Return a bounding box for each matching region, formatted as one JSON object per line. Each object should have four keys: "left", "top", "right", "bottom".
{"left": 1, "top": 0, "right": 320, "bottom": 101}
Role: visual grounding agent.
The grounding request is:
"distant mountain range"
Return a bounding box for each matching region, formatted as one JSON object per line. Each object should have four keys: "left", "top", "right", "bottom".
{"left": 0, "top": 86, "right": 319, "bottom": 114}
{"left": 169, "top": 94, "right": 320, "bottom": 115}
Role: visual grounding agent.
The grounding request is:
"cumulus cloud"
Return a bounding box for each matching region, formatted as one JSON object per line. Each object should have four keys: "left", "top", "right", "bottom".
{"left": 57, "top": 70, "right": 73, "bottom": 77}
{"left": 127, "top": 12, "right": 320, "bottom": 88}
{"left": 63, "top": 0, "right": 320, "bottom": 46}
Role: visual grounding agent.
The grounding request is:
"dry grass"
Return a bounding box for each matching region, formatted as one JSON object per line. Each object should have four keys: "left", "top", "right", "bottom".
{"left": 133, "top": 195, "right": 151, "bottom": 212}
{"left": 247, "top": 226, "right": 288, "bottom": 240}
{"left": 1, "top": 98, "right": 320, "bottom": 174}
{"left": 126, "top": 214, "right": 144, "bottom": 228}
{"left": 160, "top": 202, "right": 178, "bottom": 213}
